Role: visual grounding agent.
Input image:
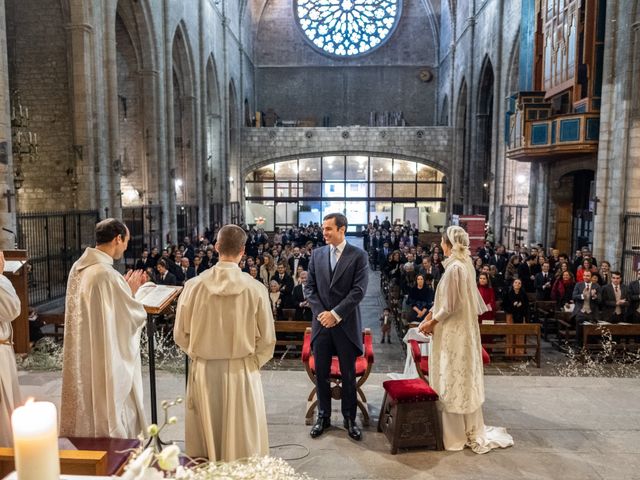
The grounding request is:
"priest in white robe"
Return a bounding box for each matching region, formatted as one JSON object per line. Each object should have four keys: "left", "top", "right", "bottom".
{"left": 174, "top": 224, "right": 276, "bottom": 462}
{"left": 0, "top": 251, "right": 22, "bottom": 447}
{"left": 419, "top": 226, "right": 513, "bottom": 454}
{"left": 60, "top": 219, "right": 147, "bottom": 438}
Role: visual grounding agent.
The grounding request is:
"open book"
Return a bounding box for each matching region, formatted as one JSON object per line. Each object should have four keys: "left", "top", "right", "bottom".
{"left": 3, "top": 260, "right": 25, "bottom": 274}
{"left": 135, "top": 282, "right": 182, "bottom": 310}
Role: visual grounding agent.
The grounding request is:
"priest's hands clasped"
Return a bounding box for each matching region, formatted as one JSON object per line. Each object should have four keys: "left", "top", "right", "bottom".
{"left": 124, "top": 269, "right": 148, "bottom": 296}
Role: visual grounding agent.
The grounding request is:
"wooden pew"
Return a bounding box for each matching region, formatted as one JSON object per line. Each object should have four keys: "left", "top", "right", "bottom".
{"left": 582, "top": 323, "right": 640, "bottom": 353}
{"left": 274, "top": 320, "right": 311, "bottom": 347}
{"left": 480, "top": 323, "right": 541, "bottom": 367}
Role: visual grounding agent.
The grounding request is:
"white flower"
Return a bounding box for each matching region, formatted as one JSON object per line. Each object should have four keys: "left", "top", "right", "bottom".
{"left": 120, "top": 448, "right": 155, "bottom": 480}
{"left": 139, "top": 468, "right": 165, "bottom": 480}
{"left": 147, "top": 424, "right": 159, "bottom": 436}
{"left": 156, "top": 444, "right": 181, "bottom": 471}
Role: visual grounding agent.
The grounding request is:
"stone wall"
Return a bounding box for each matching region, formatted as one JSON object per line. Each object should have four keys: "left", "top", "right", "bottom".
{"left": 0, "top": 0, "right": 15, "bottom": 248}
{"left": 241, "top": 126, "right": 454, "bottom": 176}
{"left": 6, "top": 0, "right": 74, "bottom": 211}
{"left": 254, "top": 0, "right": 439, "bottom": 127}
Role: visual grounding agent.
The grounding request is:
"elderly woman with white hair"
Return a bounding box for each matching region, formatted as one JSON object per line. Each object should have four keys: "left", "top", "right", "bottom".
{"left": 419, "top": 226, "right": 513, "bottom": 454}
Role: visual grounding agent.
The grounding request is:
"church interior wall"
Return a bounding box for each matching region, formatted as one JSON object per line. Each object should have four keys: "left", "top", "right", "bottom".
{"left": 6, "top": 0, "right": 75, "bottom": 211}
{"left": 254, "top": 0, "right": 439, "bottom": 127}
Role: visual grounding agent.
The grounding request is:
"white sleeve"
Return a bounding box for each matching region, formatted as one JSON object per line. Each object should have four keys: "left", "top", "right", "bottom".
{"left": 0, "top": 275, "right": 21, "bottom": 323}
{"left": 432, "top": 266, "right": 462, "bottom": 323}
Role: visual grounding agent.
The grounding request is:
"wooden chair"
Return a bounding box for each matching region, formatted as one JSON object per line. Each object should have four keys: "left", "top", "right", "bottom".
{"left": 408, "top": 339, "right": 490, "bottom": 381}
{"left": 301, "top": 327, "right": 374, "bottom": 425}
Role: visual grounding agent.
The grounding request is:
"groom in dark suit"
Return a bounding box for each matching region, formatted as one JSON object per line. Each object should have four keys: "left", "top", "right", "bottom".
{"left": 304, "top": 213, "right": 369, "bottom": 441}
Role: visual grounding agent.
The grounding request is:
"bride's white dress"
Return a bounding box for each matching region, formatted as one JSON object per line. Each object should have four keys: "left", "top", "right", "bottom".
{"left": 428, "top": 255, "right": 513, "bottom": 454}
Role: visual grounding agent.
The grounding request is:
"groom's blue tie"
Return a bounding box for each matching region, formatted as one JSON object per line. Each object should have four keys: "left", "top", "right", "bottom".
{"left": 330, "top": 246, "right": 337, "bottom": 272}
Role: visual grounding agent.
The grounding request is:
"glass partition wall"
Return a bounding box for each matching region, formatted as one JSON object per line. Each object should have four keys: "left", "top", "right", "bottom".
{"left": 245, "top": 156, "right": 446, "bottom": 232}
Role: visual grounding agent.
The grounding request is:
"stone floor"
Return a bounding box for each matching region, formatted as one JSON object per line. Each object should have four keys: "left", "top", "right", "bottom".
{"left": 20, "top": 237, "right": 640, "bottom": 479}
{"left": 19, "top": 369, "right": 640, "bottom": 480}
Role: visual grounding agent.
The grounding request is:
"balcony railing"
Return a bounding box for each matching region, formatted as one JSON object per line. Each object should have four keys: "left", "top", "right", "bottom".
{"left": 506, "top": 92, "right": 600, "bottom": 161}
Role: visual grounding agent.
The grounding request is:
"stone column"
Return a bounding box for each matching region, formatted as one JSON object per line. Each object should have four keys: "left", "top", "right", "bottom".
{"left": 0, "top": 0, "right": 16, "bottom": 249}
{"left": 65, "top": 16, "right": 96, "bottom": 211}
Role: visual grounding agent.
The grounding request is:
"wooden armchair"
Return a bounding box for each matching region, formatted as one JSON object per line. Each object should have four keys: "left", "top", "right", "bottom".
{"left": 409, "top": 339, "right": 491, "bottom": 382}
{"left": 301, "top": 327, "right": 374, "bottom": 426}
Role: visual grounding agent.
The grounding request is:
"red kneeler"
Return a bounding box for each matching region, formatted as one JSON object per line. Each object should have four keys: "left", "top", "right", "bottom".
{"left": 302, "top": 327, "right": 374, "bottom": 425}
{"left": 377, "top": 378, "right": 444, "bottom": 454}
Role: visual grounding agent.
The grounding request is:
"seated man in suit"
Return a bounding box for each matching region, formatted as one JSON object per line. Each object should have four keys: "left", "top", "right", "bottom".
{"left": 288, "top": 246, "right": 309, "bottom": 274}
{"left": 176, "top": 257, "right": 196, "bottom": 285}
{"left": 156, "top": 260, "right": 177, "bottom": 286}
{"left": 600, "top": 271, "right": 628, "bottom": 323}
{"left": 273, "top": 262, "right": 294, "bottom": 306}
{"left": 535, "top": 261, "right": 553, "bottom": 301}
{"left": 292, "top": 270, "right": 312, "bottom": 321}
{"left": 572, "top": 270, "right": 601, "bottom": 344}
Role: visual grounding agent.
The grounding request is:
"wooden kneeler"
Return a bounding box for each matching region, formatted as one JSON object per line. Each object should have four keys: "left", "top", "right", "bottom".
{"left": 377, "top": 378, "right": 443, "bottom": 454}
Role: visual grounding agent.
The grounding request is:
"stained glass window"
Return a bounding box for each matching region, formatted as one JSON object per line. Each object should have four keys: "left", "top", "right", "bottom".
{"left": 295, "top": 0, "right": 401, "bottom": 57}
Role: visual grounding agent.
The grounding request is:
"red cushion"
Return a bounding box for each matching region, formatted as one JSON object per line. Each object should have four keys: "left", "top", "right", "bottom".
{"left": 308, "top": 355, "right": 368, "bottom": 378}
{"left": 383, "top": 379, "right": 439, "bottom": 402}
{"left": 409, "top": 340, "right": 422, "bottom": 361}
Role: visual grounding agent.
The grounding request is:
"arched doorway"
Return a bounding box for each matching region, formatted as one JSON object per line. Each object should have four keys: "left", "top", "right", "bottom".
{"left": 244, "top": 156, "right": 447, "bottom": 233}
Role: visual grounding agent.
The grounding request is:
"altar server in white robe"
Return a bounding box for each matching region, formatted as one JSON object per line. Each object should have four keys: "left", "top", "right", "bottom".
{"left": 174, "top": 224, "right": 276, "bottom": 462}
{"left": 0, "top": 251, "right": 22, "bottom": 447}
{"left": 419, "top": 226, "right": 513, "bottom": 454}
{"left": 60, "top": 219, "right": 147, "bottom": 438}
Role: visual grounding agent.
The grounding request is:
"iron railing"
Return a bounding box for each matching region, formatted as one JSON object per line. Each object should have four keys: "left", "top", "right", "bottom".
{"left": 122, "top": 205, "right": 163, "bottom": 266}
{"left": 177, "top": 205, "right": 199, "bottom": 243}
{"left": 500, "top": 204, "right": 528, "bottom": 250}
{"left": 16, "top": 210, "right": 100, "bottom": 306}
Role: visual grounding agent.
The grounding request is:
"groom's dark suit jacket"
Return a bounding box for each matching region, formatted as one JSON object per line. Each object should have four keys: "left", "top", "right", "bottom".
{"left": 304, "top": 242, "right": 369, "bottom": 355}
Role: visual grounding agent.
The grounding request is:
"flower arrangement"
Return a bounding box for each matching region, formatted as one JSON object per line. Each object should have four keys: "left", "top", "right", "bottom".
{"left": 121, "top": 399, "right": 313, "bottom": 480}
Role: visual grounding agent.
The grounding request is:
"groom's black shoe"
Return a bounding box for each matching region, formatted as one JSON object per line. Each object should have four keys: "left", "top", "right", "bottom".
{"left": 343, "top": 418, "right": 362, "bottom": 441}
{"left": 310, "top": 416, "right": 331, "bottom": 438}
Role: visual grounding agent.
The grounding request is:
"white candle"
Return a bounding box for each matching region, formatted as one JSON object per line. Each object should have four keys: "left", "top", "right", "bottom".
{"left": 11, "top": 400, "right": 60, "bottom": 480}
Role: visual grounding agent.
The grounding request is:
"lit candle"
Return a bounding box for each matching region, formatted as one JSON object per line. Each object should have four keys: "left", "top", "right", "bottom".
{"left": 24, "top": 107, "right": 28, "bottom": 120}
{"left": 11, "top": 400, "right": 60, "bottom": 480}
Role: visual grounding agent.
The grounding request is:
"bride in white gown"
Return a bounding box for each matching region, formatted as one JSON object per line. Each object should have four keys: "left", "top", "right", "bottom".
{"left": 418, "top": 226, "right": 513, "bottom": 454}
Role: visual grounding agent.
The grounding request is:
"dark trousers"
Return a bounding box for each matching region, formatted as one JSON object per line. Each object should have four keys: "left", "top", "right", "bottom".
{"left": 312, "top": 327, "right": 358, "bottom": 421}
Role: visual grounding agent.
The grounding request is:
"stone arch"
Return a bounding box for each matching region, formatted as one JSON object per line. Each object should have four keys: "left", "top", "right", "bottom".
{"left": 440, "top": 95, "right": 449, "bottom": 126}
{"left": 453, "top": 78, "right": 468, "bottom": 214}
{"left": 228, "top": 79, "right": 240, "bottom": 212}
{"left": 205, "top": 55, "right": 223, "bottom": 206}
{"left": 172, "top": 22, "right": 197, "bottom": 206}
{"left": 474, "top": 55, "right": 494, "bottom": 212}
{"left": 243, "top": 151, "right": 449, "bottom": 179}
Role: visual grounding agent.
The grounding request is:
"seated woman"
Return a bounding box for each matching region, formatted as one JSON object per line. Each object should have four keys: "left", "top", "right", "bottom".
{"left": 551, "top": 270, "right": 575, "bottom": 309}
{"left": 406, "top": 273, "right": 434, "bottom": 324}
{"left": 502, "top": 278, "right": 530, "bottom": 356}
{"left": 477, "top": 272, "right": 496, "bottom": 324}
{"left": 268, "top": 280, "right": 283, "bottom": 320}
